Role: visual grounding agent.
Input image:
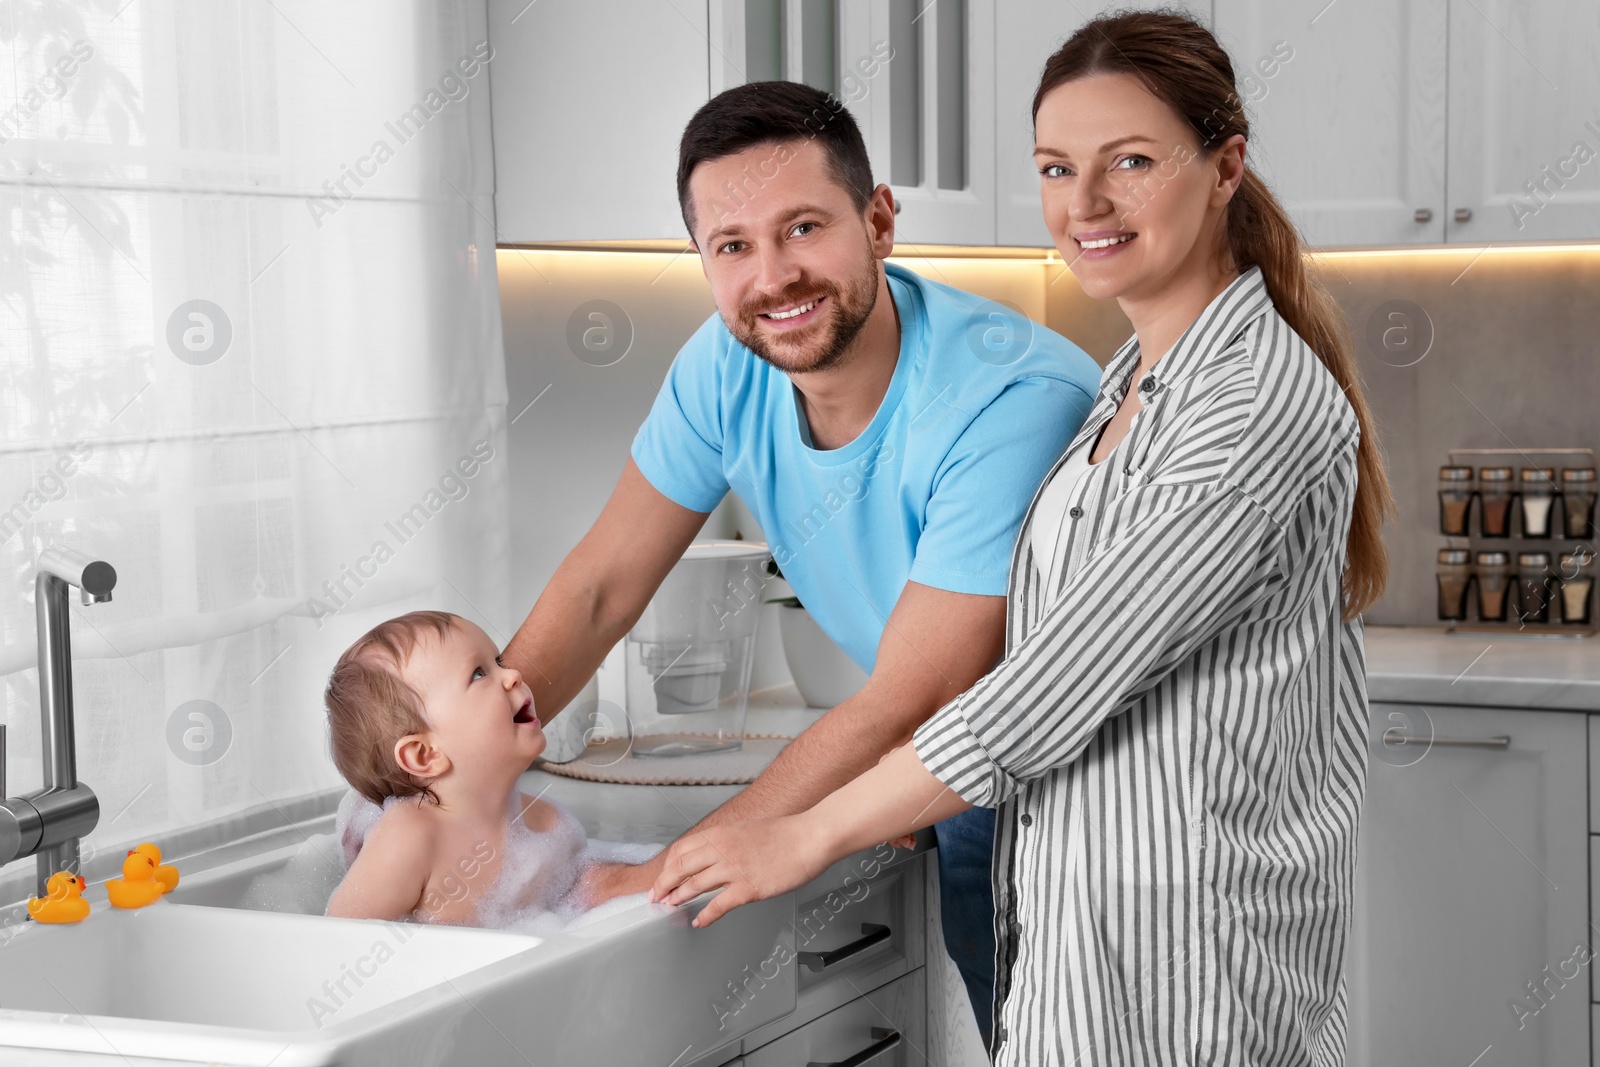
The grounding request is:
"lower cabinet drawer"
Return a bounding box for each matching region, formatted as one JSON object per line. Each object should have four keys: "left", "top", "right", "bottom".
{"left": 743, "top": 849, "right": 926, "bottom": 1048}
{"left": 744, "top": 968, "right": 926, "bottom": 1067}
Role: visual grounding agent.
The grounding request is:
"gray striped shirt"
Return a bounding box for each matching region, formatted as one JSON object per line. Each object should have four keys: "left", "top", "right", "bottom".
{"left": 913, "top": 267, "right": 1367, "bottom": 1066}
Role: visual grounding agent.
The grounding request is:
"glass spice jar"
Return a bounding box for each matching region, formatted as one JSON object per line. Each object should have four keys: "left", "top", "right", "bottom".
{"left": 1559, "top": 550, "right": 1595, "bottom": 625}
{"left": 1518, "top": 467, "right": 1557, "bottom": 538}
{"left": 1477, "top": 467, "right": 1515, "bottom": 538}
{"left": 1474, "top": 551, "right": 1512, "bottom": 621}
{"left": 1438, "top": 467, "right": 1474, "bottom": 536}
{"left": 1562, "top": 467, "right": 1597, "bottom": 540}
{"left": 1436, "top": 548, "right": 1472, "bottom": 621}
{"left": 1517, "top": 551, "right": 1553, "bottom": 624}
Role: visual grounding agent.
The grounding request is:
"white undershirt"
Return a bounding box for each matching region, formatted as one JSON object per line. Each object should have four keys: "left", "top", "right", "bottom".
{"left": 1030, "top": 449, "right": 1091, "bottom": 593}
{"left": 1030, "top": 431, "right": 1111, "bottom": 593}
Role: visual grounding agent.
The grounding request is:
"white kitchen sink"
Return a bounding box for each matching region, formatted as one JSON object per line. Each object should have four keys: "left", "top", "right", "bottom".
{"left": 0, "top": 826, "right": 797, "bottom": 1066}
{"left": 0, "top": 903, "right": 541, "bottom": 1063}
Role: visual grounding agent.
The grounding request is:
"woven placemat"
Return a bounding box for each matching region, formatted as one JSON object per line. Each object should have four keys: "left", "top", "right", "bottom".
{"left": 536, "top": 733, "right": 795, "bottom": 785}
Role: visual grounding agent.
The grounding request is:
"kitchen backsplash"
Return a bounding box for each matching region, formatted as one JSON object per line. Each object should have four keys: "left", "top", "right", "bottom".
{"left": 1322, "top": 248, "right": 1600, "bottom": 627}
{"left": 498, "top": 244, "right": 1600, "bottom": 645}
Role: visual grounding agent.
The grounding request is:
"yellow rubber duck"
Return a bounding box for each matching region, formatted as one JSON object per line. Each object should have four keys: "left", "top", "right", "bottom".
{"left": 130, "top": 843, "right": 179, "bottom": 893}
{"left": 106, "top": 851, "right": 166, "bottom": 909}
{"left": 27, "top": 871, "right": 90, "bottom": 924}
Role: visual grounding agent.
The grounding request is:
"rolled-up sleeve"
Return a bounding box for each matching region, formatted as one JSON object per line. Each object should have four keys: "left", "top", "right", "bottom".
{"left": 912, "top": 480, "right": 1287, "bottom": 807}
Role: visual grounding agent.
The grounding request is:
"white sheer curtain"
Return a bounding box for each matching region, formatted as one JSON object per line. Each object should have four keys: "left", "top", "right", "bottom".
{"left": 0, "top": 0, "right": 507, "bottom": 897}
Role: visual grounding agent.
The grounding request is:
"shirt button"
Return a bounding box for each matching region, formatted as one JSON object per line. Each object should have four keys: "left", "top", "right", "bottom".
{"left": 1068, "top": 506, "right": 1083, "bottom": 519}
{"left": 1139, "top": 376, "right": 1157, "bottom": 393}
{"left": 1019, "top": 813, "right": 1033, "bottom": 827}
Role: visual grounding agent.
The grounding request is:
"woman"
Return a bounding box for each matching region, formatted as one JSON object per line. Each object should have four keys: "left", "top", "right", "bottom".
{"left": 650, "top": 11, "right": 1394, "bottom": 1065}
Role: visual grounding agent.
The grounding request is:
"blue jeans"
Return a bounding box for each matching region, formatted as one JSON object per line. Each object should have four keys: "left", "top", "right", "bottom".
{"left": 934, "top": 805, "right": 996, "bottom": 1048}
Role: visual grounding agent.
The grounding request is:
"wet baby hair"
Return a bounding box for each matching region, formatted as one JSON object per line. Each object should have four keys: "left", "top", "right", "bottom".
{"left": 325, "top": 610, "right": 462, "bottom": 806}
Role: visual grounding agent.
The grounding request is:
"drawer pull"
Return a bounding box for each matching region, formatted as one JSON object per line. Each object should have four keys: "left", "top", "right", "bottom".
{"left": 798, "top": 923, "right": 891, "bottom": 973}
{"left": 807, "top": 1026, "right": 901, "bottom": 1067}
{"left": 1382, "top": 729, "right": 1510, "bottom": 750}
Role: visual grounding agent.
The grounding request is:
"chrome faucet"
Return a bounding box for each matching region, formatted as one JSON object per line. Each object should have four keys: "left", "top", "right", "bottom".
{"left": 0, "top": 547, "right": 114, "bottom": 898}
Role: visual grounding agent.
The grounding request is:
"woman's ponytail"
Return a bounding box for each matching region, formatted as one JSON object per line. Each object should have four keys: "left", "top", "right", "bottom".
{"left": 1034, "top": 11, "right": 1396, "bottom": 619}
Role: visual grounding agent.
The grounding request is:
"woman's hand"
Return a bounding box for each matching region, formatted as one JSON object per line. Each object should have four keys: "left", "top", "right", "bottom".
{"left": 648, "top": 814, "right": 833, "bottom": 927}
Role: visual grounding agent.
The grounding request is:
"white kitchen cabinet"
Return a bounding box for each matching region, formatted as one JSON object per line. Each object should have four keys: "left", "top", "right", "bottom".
{"left": 493, "top": 0, "right": 997, "bottom": 246}
{"left": 490, "top": 0, "right": 1600, "bottom": 248}
{"left": 743, "top": 968, "right": 925, "bottom": 1067}
{"left": 1211, "top": 0, "right": 1448, "bottom": 246}
{"left": 741, "top": 850, "right": 926, "bottom": 1048}
{"left": 486, "top": 0, "right": 710, "bottom": 242}
{"left": 1345, "top": 703, "right": 1588, "bottom": 1067}
{"left": 1215, "top": 0, "right": 1600, "bottom": 246}
{"left": 994, "top": 1, "right": 1211, "bottom": 247}
{"left": 714, "top": 0, "right": 999, "bottom": 246}
{"left": 1446, "top": 0, "right": 1600, "bottom": 243}
{"left": 843, "top": 0, "right": 996, "bottom": 246}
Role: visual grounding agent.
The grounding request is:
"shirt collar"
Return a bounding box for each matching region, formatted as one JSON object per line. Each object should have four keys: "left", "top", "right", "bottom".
{"left": 1102, "top": 266, "right": 1273, "bottom": 398}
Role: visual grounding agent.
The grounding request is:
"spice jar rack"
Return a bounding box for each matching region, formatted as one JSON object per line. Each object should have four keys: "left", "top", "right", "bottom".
{"left": 1435, "top": 447, "right": 1597, "bottom": 636}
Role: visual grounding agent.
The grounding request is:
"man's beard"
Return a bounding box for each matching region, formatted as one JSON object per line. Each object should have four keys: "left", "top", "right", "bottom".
{"left": 726, "top": 247, "right": 880, "bottom": 375}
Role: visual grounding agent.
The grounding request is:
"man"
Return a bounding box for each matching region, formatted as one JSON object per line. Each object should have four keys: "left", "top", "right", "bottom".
{"left": 502, "top": 80, "right": 1099, "bottom": 1045}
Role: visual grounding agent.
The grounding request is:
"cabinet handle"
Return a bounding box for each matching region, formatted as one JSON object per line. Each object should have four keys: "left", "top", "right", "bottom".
{"left": 1413, "top": 208, "right": 1433, "bottom": 223}
{"left": 1454, "top": 207, "right": 1473, "bottom": 223}
{"left": 807, "top": 1027, "right": 901, "bottom": 1067}
{"left": 1382, "top": 729, "right": 1509, "bottom": 749}
{"left": 798, "top": 922, "right": 891, "bottom": 972}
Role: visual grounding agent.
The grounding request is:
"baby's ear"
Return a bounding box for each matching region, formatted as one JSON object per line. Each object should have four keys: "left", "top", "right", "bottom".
{"left": 394, "top": 734, "right": 449, "bottom": 780}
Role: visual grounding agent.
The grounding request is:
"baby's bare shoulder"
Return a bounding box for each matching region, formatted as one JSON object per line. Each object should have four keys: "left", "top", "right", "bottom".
{"left": 516, "top": 792, "right": 571, "bottom": 833}
{"left": 365, "top": 799, "right": 441, "bottom": 855}
{"left": 327, "top": 798, "right": 438, "bottom": 919}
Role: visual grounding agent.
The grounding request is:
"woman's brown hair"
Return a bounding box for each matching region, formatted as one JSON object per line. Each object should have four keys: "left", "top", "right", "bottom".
{"left": 1033, "top": 9, "right": 1395, "bottom": 619}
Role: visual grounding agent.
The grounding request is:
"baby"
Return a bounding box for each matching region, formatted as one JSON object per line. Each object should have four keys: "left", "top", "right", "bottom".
{"left": 323, "top": 609, "right": 628, "bottom": 927}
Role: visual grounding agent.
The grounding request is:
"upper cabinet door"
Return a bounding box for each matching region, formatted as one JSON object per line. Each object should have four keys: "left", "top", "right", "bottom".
{"left": 709, "top": 0, "right": 995, "bottom": 247}
{"left": 1446, "top": 0, "right": 1600, "bottom": 243}
{"left": 1212, "top": 0, "right": 1448, "bottom": 247}
{"left": 488, "top": 0, "right": 709, "bottom": 243}
{"left": 842, "top": 0, "right": 996, "bottom": 247}
{"left": 994, "top": 1, "right": 1211, "bottom": 248}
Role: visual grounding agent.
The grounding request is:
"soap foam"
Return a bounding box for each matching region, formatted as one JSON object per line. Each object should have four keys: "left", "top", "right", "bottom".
{"left": 236, "top": 831, "right": 347, "bottom": 915}
{"left": 331, "top": 790, "right": 662, "bottom": 933}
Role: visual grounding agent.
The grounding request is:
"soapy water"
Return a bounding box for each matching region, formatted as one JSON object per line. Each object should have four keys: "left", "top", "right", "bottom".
{"left": 231, "top": 791, "right": 661, "bottom": 934}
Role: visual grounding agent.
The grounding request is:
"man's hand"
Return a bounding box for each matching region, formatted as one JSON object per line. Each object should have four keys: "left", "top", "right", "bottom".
{"left": 647, "top": 814, "right": 833, "bottom": 927}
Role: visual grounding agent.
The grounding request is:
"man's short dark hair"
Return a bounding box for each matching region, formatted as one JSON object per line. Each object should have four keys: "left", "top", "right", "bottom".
{"left": 676, "top": 81, "right": 875, "bottom": 238}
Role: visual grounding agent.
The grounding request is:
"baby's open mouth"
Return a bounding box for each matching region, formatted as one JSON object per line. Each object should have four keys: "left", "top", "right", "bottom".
{"left": 513, "top": 698, "right": 535, "bottom": 724}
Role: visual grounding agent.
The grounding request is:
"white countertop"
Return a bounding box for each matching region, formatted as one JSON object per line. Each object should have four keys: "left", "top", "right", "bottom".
{"left": 529, "top": 628, "right": 1600, "bottom": 839}
{"left": 1365, "top": 624, "right": 1600, "bottom": 712}
{"left": 519, "top": 684, "right": 829, "bottom": 845}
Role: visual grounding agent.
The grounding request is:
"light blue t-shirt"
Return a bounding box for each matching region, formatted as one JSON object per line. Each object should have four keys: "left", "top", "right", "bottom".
{"left": 631, "top": 262, "right": 1100, "bottom": 674}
